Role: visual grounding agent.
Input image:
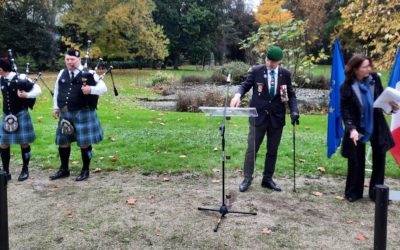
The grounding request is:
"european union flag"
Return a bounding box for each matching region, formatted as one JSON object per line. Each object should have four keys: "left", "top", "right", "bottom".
{"left": 327, "top": 39, "right": 345, "bottom": 158}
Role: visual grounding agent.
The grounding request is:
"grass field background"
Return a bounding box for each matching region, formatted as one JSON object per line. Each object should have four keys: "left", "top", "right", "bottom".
{"left": 2, "top": 66, "right": 399, "bottom": 179}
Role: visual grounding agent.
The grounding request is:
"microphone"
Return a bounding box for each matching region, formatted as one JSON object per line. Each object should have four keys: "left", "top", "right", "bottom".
{"left": 226, "top": 73, "right": 231, "bottom": 84}
{"left": 26, "top": 63, "right": 30, "bottom": 75}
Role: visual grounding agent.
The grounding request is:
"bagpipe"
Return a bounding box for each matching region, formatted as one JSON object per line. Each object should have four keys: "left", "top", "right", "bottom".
{"left": 1, "top": 49, "right": 47, "bottom": 132}
{"left": 77, "top": 40, "right": 118, "bottom": 97}
{"left": 5, "top": 49, "right": 44, "bottom": 108}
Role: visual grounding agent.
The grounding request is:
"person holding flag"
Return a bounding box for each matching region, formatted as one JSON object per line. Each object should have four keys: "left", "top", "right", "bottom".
{"left": 340, "top": 54, "right": 398, "bottom": 202}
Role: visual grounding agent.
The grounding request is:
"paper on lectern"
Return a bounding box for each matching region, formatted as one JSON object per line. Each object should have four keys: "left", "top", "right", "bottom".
{"left": 373, "top": 87, "right": 400, "bottom": 113}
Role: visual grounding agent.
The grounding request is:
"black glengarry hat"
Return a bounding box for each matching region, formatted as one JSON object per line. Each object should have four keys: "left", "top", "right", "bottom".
{"left": 66, "top": 48, "right": 80, "bottom": 58}
{"left": 0, "top": 58, "right": 12, "bottom": 72}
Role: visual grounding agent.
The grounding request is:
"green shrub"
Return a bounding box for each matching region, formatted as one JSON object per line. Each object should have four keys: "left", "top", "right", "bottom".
{"left": 176, "top": 91, "right": 224, "bottom": 112}
{"left": 150, "top": 72, "right": 175, "bottom": 86}
{"left": 213, "top": 61, "right": 251, "bottom": 85}
{"left": 293, "top": 75, "right": 330, "bottom": 89}
{"left": 180, "top": 74, "right": 208, "bottom": 84}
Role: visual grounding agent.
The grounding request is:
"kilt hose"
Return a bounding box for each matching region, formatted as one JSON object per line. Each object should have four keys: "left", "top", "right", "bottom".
{"left": 0, "top": 108, "right": 35, "bottom": 145}
{"left": 56, "top": 108, "right": 103, "bottom": 147}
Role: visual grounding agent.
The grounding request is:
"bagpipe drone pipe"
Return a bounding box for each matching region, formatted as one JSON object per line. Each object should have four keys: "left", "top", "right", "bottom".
{"left": 74, "top": 40, "right": 119, "bottom": 108}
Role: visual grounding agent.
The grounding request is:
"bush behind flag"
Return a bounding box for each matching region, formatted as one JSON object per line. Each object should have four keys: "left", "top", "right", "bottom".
{"left": 388, "top": 48, "right": 400, "bottom": 166}
{"left": 327, "top": 39, "right": 345, "bottom": 158}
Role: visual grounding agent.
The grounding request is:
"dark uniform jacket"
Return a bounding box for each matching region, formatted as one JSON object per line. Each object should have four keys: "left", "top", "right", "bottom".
{"left": 1, "top": 74, "right": 35, "bottom": 114}
{"left": 340, "top": 72, "right": 394, "bottom": 158}
{"left": 237, "top": 64, "right": 299, "bottom": 128}
{"left": 57, "top": 69, "right": 98, "bottom": 111}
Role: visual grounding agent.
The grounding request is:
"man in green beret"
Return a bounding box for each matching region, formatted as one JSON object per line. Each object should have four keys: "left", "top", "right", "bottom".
{"left": 231, "top": 45, "right": 299, "bottom": 192}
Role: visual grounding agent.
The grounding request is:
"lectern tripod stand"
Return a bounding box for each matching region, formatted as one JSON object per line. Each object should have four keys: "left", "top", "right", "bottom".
{"left": 198, "top": 106, "right": 258, "bottom": 232}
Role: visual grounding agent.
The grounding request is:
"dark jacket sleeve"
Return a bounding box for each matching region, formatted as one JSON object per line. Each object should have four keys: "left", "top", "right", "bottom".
{"left": 237, "top": 66, "right": 255, "bottom": 96}
{"left": 340, "top": 83, "right": 357, "bottom": 132}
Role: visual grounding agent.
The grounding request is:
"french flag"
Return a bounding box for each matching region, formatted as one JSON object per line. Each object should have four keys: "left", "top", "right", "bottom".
{"left": 389, "top": 48, "right": 400, "bottom": 165}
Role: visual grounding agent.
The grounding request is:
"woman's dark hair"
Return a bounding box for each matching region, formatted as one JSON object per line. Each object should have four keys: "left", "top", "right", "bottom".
{"left": 0, "top": 58, "right": 12, "bottom": 72}
{"left": 344, "top": 54, "right": 373, "bottom": 85}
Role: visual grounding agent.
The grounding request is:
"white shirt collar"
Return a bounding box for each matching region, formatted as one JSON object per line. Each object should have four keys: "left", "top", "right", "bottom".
{"left": 267, "top": 66, "right": 279, "bottom": 75}
{"left": 3, "top": 71, "right": 16, "bottom": 80}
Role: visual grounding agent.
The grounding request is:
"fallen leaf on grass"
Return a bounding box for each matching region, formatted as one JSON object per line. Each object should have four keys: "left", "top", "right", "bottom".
{"left": 72, "top": 160, "right": 79, "bottom": 165}
{"left": 299, "top": 159, "right": 306, "bottom": 163}
{"left": 212, "top": 179, "right": 221, "bottom": 183}
{"left": 356, "top": 234, "right": 366, "bottom": 241}
{"left": 335, "top": 196, "right": 344, "bottom": 201}
{"left": 109, "top": 156, "right": 118, "bottom": 162}
{"left": 261, "top": 228, "right": 272, "bottom": 234}
{"left": 93, "top": 168, "right": 101, "bottom": 173}
{"left": 108, "top": 136, "right": 116, "bottom": 142}
{"left": 64, "top": 210, "right": 73, "bottom": 217}
{"left": 127, "top": 198, "right": 137, "bottom": 206}
{"left": 179, "top": 155, "right": 187, "bottom": 158}
{"left": 99, "top": 156, "right": 105, "bottom": 160}
{"left": 317, "top": 167, "right": 326, "bottom": 173}
{"left": 313, "top": 192, "right": 323, "bottom": 197}
{"left": 159, "top": 122, "right": 166, "bottom": 126}
{"left": 212, "top": 168, "right": 220, "bottom": 173}
{"left": 213, "top": 147, "right": 218, "bottom": 151}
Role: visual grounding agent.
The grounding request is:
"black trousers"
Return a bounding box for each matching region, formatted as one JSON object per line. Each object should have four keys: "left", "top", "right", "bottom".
{"left": 345, "top": 142, "right": 386, "bottom": 199}
{"left": 243, "top": 117, "right": 283, "bottom": 180}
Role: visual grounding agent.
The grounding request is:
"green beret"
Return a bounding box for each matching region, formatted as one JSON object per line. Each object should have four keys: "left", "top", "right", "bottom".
{"left": 267, "top": 46, "right": 283, "bottom": 61}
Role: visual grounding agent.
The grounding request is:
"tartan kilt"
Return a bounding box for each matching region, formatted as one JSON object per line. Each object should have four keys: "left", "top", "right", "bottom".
{"left": 56, "top": 108, "right": 103, "bottom": 147}
{"left": 0, "top": 109, "right": 36, "bottom": 145}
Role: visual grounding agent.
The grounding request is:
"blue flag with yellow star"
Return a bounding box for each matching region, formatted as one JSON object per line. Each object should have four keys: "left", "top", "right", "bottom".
{"left": 327, "top": 39, "right": 345, "bottom": 158}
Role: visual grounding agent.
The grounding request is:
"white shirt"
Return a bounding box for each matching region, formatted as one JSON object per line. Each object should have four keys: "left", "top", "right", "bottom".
{"left": 1, "top": 71, "right": 42, "bottom": 98}
{"left": 266, "top": 66, "right": 279, "bottom": 96}
{"left": 53, "top": 64, "right": 107, "bottom": 109}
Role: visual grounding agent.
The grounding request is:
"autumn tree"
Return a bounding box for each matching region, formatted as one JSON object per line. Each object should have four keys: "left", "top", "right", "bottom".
{"left": 255, "top": 0, "right": 293, "bottom": 26}
{"left": 339, "top": 0, "right": 400, "bottom": 70}
{"left": 61, "top": 0, "right": 169, "bottom": 61}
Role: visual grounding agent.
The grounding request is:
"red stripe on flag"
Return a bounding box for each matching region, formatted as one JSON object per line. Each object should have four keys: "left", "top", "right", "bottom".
{"left": 390, "top": 127, "right": 400, "bottom": 166}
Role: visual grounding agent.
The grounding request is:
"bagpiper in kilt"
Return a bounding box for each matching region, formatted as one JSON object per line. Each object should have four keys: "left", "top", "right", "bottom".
{"left": 0, "top": 58, "right": 42, "bottom": 181}
{"left": 49, "top": 48, "right": 107, "bottom": 181}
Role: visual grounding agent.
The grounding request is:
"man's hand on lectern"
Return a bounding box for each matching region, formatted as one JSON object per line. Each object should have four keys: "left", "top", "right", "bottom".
{"left": 230, "top": 93, "right": 241, "bottom": 107}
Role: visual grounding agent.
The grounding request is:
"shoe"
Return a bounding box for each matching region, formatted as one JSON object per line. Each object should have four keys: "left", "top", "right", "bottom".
{"left": 4, "top": 172, "right": 11, "bottom": 181}
{"left": 345, "top": 196, "right": 361, "bottom": 202}
{"left": 18, "top": 167, "right": 29, "bottom": 181}
{"left": 261, "top": 178, "right": 282, "bottom": 192}
{"left": 75, "top": 169, "right": 89, "bottom": 181}
{"left": 239, "top": 177, "right": 252, "bottom": 192}
{"left": 49, "top": 168, "right": 70, "bottom": 180}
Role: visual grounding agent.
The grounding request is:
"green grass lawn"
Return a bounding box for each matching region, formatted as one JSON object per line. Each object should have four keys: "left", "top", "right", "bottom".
{"left": 313, "top": 64, "right": 390, "bottom": 85}
{"left": 2, "top": 69, "right": 400, "bottom": 179}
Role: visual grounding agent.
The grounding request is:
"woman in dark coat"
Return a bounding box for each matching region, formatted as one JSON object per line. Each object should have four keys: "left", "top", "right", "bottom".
{"left": 340, "top": 54, "right": 398, "bottom": 202}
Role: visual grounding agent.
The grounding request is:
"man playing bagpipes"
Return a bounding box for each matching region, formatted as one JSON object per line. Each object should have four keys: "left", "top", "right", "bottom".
{"left": 0, "top": 56, "right": 42, "bottom": 181}
{"left": 49, "top": 47, "right": 107, "bottom": 181}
